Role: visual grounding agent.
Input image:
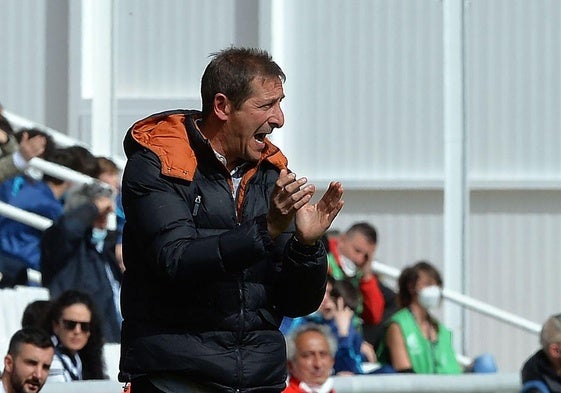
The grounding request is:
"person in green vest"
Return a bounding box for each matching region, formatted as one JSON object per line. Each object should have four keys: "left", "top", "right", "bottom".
{"left": 376, "top": 261, "right": 462, "bottom": 374}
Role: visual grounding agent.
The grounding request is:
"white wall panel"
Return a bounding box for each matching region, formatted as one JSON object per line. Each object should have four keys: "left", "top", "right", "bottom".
{"left": 113, "top": 0, "right": 237, "bottom": 98}
{"left": 331, "top": 190, "right": 444, "bottom": 272}
{"left": 277, "top": 0, "right": 443, "bottom": 182}
{"left": 465, "top": 0, "right": 561, "bottom": 180}
{"left": 0, "top": 0, "right": 47, "bottom": 123}
{"left": 467, "top": 191, "right": 561, "bottom": 371}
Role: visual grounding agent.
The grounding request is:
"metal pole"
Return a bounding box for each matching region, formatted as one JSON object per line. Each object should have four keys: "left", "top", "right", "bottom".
{"left": 443, "top": 0, "right": 469, "bottom": 353}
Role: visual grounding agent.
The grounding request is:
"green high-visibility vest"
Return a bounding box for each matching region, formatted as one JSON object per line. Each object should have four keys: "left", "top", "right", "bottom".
{"left": 377, "top": 308, "right": 462, "bottom": 374}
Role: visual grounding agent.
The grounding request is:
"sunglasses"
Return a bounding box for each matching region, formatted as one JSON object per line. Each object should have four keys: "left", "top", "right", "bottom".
{"left": 61, "top": 319, "right": 91, "bottom": 333}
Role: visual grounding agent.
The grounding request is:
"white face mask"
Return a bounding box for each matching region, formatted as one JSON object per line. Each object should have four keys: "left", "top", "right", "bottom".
{"left": 340, "top": 255, "right": 357, "bottom": 277}
{"left": 418, "top": 285, "right": 442, "bottom": 310}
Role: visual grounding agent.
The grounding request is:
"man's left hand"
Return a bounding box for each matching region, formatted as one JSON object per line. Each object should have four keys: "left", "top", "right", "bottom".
{"left": 294, "top": 181, "right": 344, "bottom": 245}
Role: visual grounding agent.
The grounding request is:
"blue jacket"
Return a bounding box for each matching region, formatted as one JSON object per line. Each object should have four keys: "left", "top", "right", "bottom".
{"left": 119, "top": 110, "right": 328, "bottom": 392}
{"left": 0, "top": 180, "right": 63, "bottom": 270}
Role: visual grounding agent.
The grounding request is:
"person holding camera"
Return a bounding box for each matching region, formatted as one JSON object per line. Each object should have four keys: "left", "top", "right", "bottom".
{"left": 40, "top": 182, "right": 122, "bottom": 343}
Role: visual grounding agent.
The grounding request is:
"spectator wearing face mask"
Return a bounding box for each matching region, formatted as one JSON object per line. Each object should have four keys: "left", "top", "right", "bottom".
{"left": 375, "top": 261, "right": 462, "bottom": 374}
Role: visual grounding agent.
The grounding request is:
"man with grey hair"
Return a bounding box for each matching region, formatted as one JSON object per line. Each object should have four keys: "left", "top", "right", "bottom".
{"left": 284, "top": 323, "right": 337, "bottom": 393}
{"left": 521, "top": 314, "right": 561, "bottom": 392}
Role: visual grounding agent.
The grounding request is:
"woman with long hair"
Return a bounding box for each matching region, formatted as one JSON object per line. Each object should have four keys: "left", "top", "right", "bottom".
{"left": 42, "top": 290, "right": 107, "bottom": 381}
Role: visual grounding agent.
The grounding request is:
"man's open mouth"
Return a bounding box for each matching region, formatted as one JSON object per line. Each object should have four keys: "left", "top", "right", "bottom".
{"left": 254, "top": 132, "right": 268, "bottom": 142}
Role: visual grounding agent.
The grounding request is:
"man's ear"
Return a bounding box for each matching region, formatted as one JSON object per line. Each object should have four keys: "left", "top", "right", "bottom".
{"left": 213, "top": 93, "right": 230, "bottom": 121}
{"left": 4, "top": 354, "right": 13, "bottom": 373}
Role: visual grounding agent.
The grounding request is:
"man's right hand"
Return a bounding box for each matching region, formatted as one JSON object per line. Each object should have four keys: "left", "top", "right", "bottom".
{"left": 266, "top": 169, "right": 315, "bottom": 239}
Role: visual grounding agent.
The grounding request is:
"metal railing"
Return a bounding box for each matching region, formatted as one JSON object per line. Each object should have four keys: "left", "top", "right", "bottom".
{"left": 374, "top": 263, "right": 541, "bottom": 334}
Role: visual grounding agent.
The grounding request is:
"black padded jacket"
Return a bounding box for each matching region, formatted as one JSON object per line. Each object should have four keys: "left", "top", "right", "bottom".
{"left": 118, "top": 110, "right": 328, "bottom": 392}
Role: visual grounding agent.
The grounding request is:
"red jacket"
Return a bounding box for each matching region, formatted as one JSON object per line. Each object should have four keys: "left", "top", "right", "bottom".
{"left": 282, "top": 377, "right": 335, "bottom": 393}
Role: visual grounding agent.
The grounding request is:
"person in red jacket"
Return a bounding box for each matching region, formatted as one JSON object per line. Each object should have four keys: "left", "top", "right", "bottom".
{"left": 327, "top": 222, "right": 397, "bottom": 348}
{"left": 284, "top": 323, "right": 337, "bottom": 393}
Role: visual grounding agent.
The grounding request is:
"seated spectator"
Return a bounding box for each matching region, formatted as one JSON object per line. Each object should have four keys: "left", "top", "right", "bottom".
{"left": 40, "top": 182, "right": 122, "bottom": 343}
{"left": 41, "top": 290, "right": 107, "bottom": 381}
{"left": 0, "top": 128, "right": 57, "bottom": 202}
{"left": 521, "top": 313, "right": 561, "bottom": 393}
{"left": 326, "top": 222, "right": 397, "bottom": 347}
{"left": 0, "top": 115, "right": 47, "bottom": 183}
{"left": 376, "top": 261, "right": 462, "bottom": 374}
{"left": 21, "top": 300, "right": 53, "bottom": 329}
{"left": 0, "top": 128, "right": 56, "bottom": 203}
{"left": 1, "top": 327, "right": 55, "bottom": 393}
{"left": 282, "top": 277, "right": 375, "bottom": 375}
{"left": 0, "top": 146, "right": 87, "bottom": 275}
{"left": 283, "top": 323, "right": 337, "bottom": 393}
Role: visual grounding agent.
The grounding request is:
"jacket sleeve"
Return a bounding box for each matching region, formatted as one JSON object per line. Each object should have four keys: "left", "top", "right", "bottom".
{"left": 271, "top": 237, "right": 328, "bottom": 317}
{"left": 41, "top": 203, "right": 99, "bottom": 285}
{"left": 360, "top": 276, "right": 386, "bottom": 325}
{"left": 122, "top": 149, "right": 274, "bottom": 281}
{"left": 334, "top": 333, "right": 364, "bottom": 375}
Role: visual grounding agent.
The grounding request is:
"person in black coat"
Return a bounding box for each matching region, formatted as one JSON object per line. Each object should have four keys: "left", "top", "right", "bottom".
{"left": 521, "top": 314, "right": 561, "bottom": 393}
{"left": 40, "top": 183, "right": 122, "bottom": 343}
{"left": 119, "top": 47, "right": 344, "bottom": 392}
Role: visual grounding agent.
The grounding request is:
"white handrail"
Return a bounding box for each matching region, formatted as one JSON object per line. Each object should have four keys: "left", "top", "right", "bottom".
{"left": 28, "top": 157, "right": 102, "bottom": 187}
{"left": 3, "top": 110, "right": 126, "bottom": 169}
{"left": 0, "top": 160, "right": 114, "bottom": 230}
{"left": 2, "top": 110, "right": 85, "bottom": 148}
{"left": 0, "top": 201, "right": 53, "bottom": 231}
{"left": 374, "top": 262, "right": 541, "bottom": 334}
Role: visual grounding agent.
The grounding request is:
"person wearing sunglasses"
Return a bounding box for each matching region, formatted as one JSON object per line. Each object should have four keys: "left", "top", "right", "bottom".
{"left": 41, "top": 290, "right": 107, "bottom": 382}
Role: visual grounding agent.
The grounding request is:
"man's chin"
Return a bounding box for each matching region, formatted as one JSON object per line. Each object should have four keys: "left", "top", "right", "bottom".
{"left": 23, "top": 381, "right": 42, "bottom": 393}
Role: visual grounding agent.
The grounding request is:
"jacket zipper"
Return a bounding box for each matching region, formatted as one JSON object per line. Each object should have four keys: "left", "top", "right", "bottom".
{"left": 236, "top": 278, "right": 245, "bottom": 388}
{"left": 192, "top": 195, "right": 201, "bottom": 216}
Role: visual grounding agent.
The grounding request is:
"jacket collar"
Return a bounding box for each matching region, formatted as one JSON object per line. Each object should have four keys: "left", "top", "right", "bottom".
{"left": 125, "top": 110, "right": 287, "bottom": 181}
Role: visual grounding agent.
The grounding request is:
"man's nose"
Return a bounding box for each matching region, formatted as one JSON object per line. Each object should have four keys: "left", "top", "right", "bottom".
{"left": 312, "top": 354, "right": 323, "bottom": 367}
{"left": 32, "top": 365, "right": 43, "bottom": 378}
{"left": 269, "top": 104, "right": 284, "bottom": 129}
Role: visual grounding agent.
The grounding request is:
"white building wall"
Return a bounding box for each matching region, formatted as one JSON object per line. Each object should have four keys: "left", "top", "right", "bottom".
{"left": 0, "top": 0, "right": 47, "bottom": 123}
{"left": 1, "top": 0, "right": 560, "bottom": 373}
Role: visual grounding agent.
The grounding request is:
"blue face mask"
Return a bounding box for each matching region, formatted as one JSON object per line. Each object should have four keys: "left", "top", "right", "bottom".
{"left": 92, "top": 227, "right": 108, "bottom": 242}
{"left": 91, "top": 228, "right": 108, "bottom": 252}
